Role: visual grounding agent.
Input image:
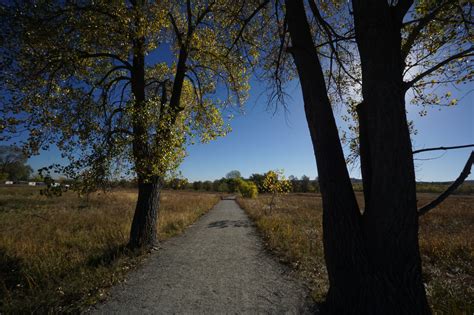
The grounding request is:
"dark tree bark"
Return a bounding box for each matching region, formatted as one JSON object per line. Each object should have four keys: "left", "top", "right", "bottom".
{"left": 356, "top": 102, "right": 372, "bottom": 206}
{"left": 129, "top": 177, "right": 161, "bottom": 249}
{"left": 285, "top": 1, "right": 368, "bottom": 312}
{"left": 352, "top": 1, "right": 430, "bottom": 313}
{"left": 128, "top": 7, "right": 161, "bottom": 250}
{"left": 285, "top": 0, "right": 430, "bottom": 313}
{"left": 126, "top": 0, "right": 191, "bottom": 250}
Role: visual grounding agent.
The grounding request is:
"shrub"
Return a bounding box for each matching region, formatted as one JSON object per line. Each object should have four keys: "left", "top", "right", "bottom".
{"left": 262, "top": 170, "right": 292, "bottom": 211}
{"left": 217, "top": 182, "right": 229, "bottom": 192}
{"left": 238, "top": 180, "right": 258, "bottom": 198}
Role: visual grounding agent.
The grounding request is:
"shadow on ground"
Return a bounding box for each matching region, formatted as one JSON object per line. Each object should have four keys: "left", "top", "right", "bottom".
{"left": 207, "top": 220, "right": 252, "bottom": 229}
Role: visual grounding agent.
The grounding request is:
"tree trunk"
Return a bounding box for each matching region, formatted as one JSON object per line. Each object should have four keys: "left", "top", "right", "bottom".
{"left": 352, "top": 1, "right": 430, "bottom": 313}
{"left": 286, "top": 0, "right": 431, "bottom": 313}
{"left": 129, "top": 177, "right": 161, "bottom": 249}
{"left": 356, "top": 102, "right": 372, "bottom": 206}
{"left": 285, "top": 0, "right": 368, "bottom": 311}
{"left": 128, "top": 13, "right": 160, "bottom": 250}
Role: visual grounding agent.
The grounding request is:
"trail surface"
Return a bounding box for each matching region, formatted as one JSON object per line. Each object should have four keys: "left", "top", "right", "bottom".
{"left": 91, "top": 199, "right": 312, "bottom": 314}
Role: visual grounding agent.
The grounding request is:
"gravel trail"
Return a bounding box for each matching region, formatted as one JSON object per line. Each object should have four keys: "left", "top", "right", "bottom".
{"left": 90, "top": 199, "right": 313, "bottom": 314}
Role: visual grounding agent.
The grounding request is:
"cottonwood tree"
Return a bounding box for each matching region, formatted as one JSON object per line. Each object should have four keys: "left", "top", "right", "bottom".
{"left": 263, "top": 0, "right": 473, "bottom": 313}
{"left": 0, "top": 0, "right": 268, "bottom": 249}
{"left": 0, "top": 145, "right": 33, "bottom": 181}
{"left": 225, "top": 170, "right": 242, "bottom": 179}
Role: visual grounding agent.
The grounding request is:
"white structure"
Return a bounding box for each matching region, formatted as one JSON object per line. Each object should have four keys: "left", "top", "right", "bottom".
{"left": 28, "top": 182, "right": 36, "bottom": 186}
{"left": 5, "top": 181, "right": 13, "bottom": 185}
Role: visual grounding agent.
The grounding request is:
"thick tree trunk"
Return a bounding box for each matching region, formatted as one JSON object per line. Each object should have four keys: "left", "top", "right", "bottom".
{"left": 285, "top": 1, "right": 368, "bottom": 311}
{"left": 128, "top": 13, "right": 161, "bottom": 250}
{"left": 129, "top": 177, "right": 161, "bottom": 249}
{"left": 353, "top": 1, "right": 430, "bottom": 314}
{"left": 286, "top": 0, "right": 431, "bottom": 313}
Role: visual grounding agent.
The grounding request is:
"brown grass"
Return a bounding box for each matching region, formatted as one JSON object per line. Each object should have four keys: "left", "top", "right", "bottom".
{"left": 0, "top": 187, "right": 219, "bottom": 313}
{"left": 238, "top": 192, "right": 474, "bottom": 314}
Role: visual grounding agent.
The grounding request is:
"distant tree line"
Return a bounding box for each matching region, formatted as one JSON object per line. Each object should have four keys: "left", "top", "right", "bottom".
{"left": 175, "top": 170, "right": 320, "bottom": 194}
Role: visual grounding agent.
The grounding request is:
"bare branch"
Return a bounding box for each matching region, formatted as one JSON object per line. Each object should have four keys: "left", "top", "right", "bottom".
{"left": 226, "top": 0, "right": 270, "bottom": 55}
{"left": 145, "top": 79, "right": 166, "bottom": 88}
{"left": 187, "top": 67, "right": 204, "bottom": 106}
{"left": 404, "top": 47, "right": 474, "bottom": 90}
{"left": 313, "top": 36, "right": 356, "bottom": 49}
{"left": 418, "top": 151, "right": 474, "bottom": 216}
{"left": 119, "top": 81, "right": 131, "bottom": 107}
{"left": 308, "top": 0, "right": 360, "bottom": 85}
{"left": 186, "top": 0, "right": 193, "bottom": 37}
{"left": 168, "top": 13, "right": 183, "bottom": 46}
{"left": 413, "top": 144, "right": 474, "bottom": 154}
{"left": 308, "top": 0, "right": 350, "bottom": 40}
{"left": 97, "top": 66, "right": 130, "bottom": 86}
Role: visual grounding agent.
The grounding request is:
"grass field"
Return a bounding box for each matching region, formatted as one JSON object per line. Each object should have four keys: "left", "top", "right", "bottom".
{"left": 238, "top": 192, "right": 474, "bottom": 314}
{"left": 0, "top": 187, "right": 219, "bottom": 313}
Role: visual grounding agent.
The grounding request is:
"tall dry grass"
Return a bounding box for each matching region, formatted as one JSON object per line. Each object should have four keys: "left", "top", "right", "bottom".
{"left": 238, "top": 192, "right": 474, "bottom": 314}
{"left": 0, "top": 187, "right": 219, "bottom": 313}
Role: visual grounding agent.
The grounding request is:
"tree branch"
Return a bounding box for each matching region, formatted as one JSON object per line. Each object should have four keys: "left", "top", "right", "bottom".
{"left": 168, "top": 13, "right": 183, "bottom": 47}
{"left": 77, "top": 51, "right": 132, "bottom": 70}
{"left": 96, "top": 66, "right": 130, "bottom": 86}
{"left": 395, "top": 0, "right": 414, "bottom": 20}
{"left": 226, "top": 0, "right": 269, "bottom": 55}
{"left": 308, "top": 0, "right": 360, "bottom": 85}
{"left": 413, "top": 144, "right": 474, "bottom": 154}
{"left": 187, "top": 67, "right": 204, "bottom": 106}
{"left": 404, "top": 47, "right": 474, "bottom": 90}
{"left": 418, "top": 151, "right": 474, "bottom": 216}
{"left": 308, "top": 0, "right": 349, "bottom": 40}
{"left": 401, "top": 1, "right": 453, "bottom": 61}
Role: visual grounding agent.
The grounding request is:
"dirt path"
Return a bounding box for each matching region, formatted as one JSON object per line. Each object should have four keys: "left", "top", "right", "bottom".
{"left": 90, "top": 199, "right": 313, "bottom": 314}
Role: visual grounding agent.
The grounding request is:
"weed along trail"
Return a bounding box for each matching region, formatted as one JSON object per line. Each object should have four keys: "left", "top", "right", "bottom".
{"left": 90, "top": 199, "right": 312, "bottom": 314}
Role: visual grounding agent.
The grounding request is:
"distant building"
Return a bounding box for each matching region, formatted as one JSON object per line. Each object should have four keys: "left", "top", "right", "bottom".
{"left": 28, "top": 182, "right": 36, "bottom": 186}
{"left": 5, "top": 181, "right": 13, "bottom": 185}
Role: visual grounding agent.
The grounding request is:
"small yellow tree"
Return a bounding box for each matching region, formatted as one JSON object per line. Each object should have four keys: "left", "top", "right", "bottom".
{"left": 262, "top": 170, "right": 292, "bottom": 212}
{"left": 237, "top": 179, "right": 258, "bottom": 199}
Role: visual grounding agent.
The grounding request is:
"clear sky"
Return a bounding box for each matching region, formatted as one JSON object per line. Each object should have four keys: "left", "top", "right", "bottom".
{"left": 177, "top": 78, "right": 473, "bottom": 182}
{"left": 24, "top": 76, "right": 473, "bottom": 182}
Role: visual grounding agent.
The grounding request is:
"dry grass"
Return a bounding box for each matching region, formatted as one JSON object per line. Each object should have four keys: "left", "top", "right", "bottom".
{"left": 238, "top": 192, "right": 473, "bottom": 314}
{"left": 0, "top": 187, "right": 219, "bottom": 313}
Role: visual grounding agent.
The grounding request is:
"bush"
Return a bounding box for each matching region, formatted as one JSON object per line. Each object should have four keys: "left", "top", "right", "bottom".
{"left": 217, "top": 182, "right": 229, "bottom": 192}
{"left": 238, "top": 180, "right": 258, "bottom": 198}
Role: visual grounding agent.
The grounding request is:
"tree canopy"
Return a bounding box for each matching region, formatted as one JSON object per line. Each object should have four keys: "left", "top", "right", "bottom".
{"left": 225, "top": 170, "right": 242, "bottom": 179}
{"left": 0, "top": 145, "right": 33, "bottom": 181}
{"left": 0, "top": 0, "right": 268, "bottom": 187}
{"left": 261, "top": 0, "right": 472, "bottom": 161}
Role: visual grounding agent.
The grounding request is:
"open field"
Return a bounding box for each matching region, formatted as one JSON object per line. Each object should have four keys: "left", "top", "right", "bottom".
{"left": 0, "top": 187, "right": 219, "bottom": 313}
{"left": 238, "top": 192, "right": 474, "bottom": 314}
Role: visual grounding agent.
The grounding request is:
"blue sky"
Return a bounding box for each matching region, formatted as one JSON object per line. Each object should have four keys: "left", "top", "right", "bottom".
{"left": 22, "top": 76, "right": 473, "bottom": 183}
{"left": 177, "top": 78, "right": 473, "bottom": 182}
{"left": 4, "top": 21, "right": 471, "bottom": 183}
